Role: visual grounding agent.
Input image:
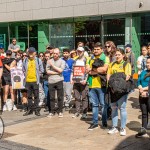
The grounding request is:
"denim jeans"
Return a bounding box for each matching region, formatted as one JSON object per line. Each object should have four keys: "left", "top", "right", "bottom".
{"left": 43, "top": 80, "right": 50, "bottom": 104}
{"left": 111, "top": 94, "right": 128, "bottom": 128}
{"left": 63, "top": 82, "right": 73, "bottom": 107}
{"left": 89, "top": 88, "right": 106, "bottom": 125}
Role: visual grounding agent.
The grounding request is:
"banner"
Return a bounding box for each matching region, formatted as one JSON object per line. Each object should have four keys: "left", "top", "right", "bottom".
{"left": 10, "top": 67, "right": 25, "bottom": 89}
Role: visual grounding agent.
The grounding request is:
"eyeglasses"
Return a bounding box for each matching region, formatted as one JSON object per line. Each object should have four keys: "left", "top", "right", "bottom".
{"left": 105, "top": 46, "right": 110, "bottom": 48}
{"left": 94, "top": 49, "right": 101, "bottom": 50}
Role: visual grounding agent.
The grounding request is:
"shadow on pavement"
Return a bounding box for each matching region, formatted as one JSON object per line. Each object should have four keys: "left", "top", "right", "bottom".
{"left": 113, "top": 135, "right": 150, "bottom": 150}
{"left": 0, "top": 139, "right": 45, "bottom": 150}
{"left": 126, "top": 121, "right": 141, "bottom": 132}
{"left": 128, "top": 97, "right": 140, "bottom": 109}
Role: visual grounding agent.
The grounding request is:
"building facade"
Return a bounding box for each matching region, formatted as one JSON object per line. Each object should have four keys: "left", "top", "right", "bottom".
{"left": 0, "top": 0, "right": 150, "bottom": 60}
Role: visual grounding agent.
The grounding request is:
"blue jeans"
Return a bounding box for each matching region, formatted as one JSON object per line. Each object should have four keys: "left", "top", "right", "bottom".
{"left": 43, "top": 80, "right": 50, "bottom": 105}
{"left": 111, "top": 94, "right": 128, "bottom": 128}
{"left": 89, "top": 88, "right": 107, "bottom": 125}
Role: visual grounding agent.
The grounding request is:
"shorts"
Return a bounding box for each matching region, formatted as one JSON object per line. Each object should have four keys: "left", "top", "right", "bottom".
{"left": 2, "top": 76, "right": 12, "bottom": 86}
{"left": 21, "top": 89, "right": 27, "bottom": 93}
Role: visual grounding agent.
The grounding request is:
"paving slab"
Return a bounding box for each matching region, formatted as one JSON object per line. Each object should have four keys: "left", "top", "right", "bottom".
{"left": 0, "top": 89, "right": 150, "bottom": 150}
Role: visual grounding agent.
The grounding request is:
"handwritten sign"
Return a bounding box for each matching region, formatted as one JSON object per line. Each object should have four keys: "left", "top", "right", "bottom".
{"left": 10, "top": 68, "right": 25, "bottom": 89}
{"left": 73, "top": 66, "right": 85, "bottom": 76}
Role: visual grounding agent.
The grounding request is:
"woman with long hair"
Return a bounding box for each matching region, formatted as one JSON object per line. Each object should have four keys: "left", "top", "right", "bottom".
{"left": 135, "top": 57, "right": 150, "bottom": 138}
{"left": 107, "top": 48, "right": 131, "bottom": 136}
{"left": 104, "top": 41, "right": 116, "bottom": 62}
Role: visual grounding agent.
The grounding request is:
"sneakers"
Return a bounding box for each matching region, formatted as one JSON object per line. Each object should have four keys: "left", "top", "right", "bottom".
{"left": 3, "top": 104, "right": 7, "bottom": 111}
{"left": 72, "top": 113, "right": 80, "bottom": 118}
{"left": 39, "top": 102, "right": 43, "bottom": 107}
{"left": 120, "top": 128, "right": 126, "bottom": 136}
{"left": 58, "top": 113, "right": 63, "bottom": 118}
{"left": 47, "top": 113, "right": 54, "bottom": 118}
{"left": 81, "top": 113, "right": 87, "bottom": 120}
{"left": 13, "top": 105, "right": 17, "bottom": 111}
{"left": 108, "top": 127, "right": 119, "bottom": 134}
{"left": 135, "top": 127, "right": 149, "bottom": 138}
{"left": 88, "top": 124, "right": 98, "bottom": 131}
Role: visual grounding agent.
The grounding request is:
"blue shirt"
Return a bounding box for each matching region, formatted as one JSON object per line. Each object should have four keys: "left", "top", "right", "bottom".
{"left": 137, "top": 70, "right": 150, "bottom": 88}
{"left": 62, "top": 58, "right": 74, "bottom": 82}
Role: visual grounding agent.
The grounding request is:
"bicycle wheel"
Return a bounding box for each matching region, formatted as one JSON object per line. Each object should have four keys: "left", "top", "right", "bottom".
{"left": 0, "top": 116, "right": 4, "bottom": 139}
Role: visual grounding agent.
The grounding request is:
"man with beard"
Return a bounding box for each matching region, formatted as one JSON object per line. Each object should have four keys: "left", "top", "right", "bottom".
{"left": 87, "top": 42, "right": 110, "bottom": 130}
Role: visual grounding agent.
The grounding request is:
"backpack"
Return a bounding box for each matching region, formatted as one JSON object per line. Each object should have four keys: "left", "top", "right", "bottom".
{"left": 111, "top": 61, "right": 128, "bottom": 71}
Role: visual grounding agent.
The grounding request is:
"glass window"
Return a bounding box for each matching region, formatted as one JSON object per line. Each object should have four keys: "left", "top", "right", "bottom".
{"left": 50, "top": 22, "right": 74, "bottom": 53}
{"left": 9, "top": 22, "right": 28, "bottom": 51}
{"left": 104, "top": 18, "right": 125, "bottom": 46}
{"left": 75, "top": 16, "right": 101, "bottom": 50}
{"left": 0, "top": 23, "right": 9, "bottom": 51}
{"left": 29, "top": 21, "right": 49, "bottom": 52}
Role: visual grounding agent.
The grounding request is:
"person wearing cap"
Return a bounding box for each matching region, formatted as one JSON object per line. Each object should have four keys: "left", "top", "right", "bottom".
{"left": 77, "top": 42, "right": 89, "bottom": 57}
{"left": 22, "top": 47, "right": 44, "bottom": 116}
{"left": 8, "top": 38, "right": 20, "bottom": 58}
{"left": 70, "top": 46, "right": 89, "bottom": 119}
{"left": 2, "top": 50, "right": 16, "bottom": 111}
{"left": 46, "top": 45, "right": 54, "bottom": 59}
{"left": 125, "top": 44, "right": 135, "bottom": 75}
{"left": 46, "top": 48, "right": 65, "bottom": 118}
{"left": 86, "top": 42, "right": 110, "bottom": 130}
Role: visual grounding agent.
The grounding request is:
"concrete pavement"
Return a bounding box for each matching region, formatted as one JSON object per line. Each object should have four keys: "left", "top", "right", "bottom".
{"left": 0, "top": 89, "right": 150, "bottom": 150}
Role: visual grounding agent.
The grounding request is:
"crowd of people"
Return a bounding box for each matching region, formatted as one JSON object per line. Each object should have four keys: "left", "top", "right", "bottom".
{"left": 0, "top": 38, "right": 150, "bottom": 138}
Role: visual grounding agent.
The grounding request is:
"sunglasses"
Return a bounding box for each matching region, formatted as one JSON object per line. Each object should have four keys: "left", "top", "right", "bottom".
{"left": 23, "top": 55, "right": 27, "bottom": 57}
{"left": 39, "top": 55, "right": 44, "bottom": 57}
{"left": 12, "top": 41, "right": 16, "bottom": 42}
{"left": 105, "top": 46, "right": 110, "bottom": 48}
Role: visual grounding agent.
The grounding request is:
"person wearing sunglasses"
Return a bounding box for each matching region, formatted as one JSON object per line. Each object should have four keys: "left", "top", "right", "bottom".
{"left": 22, "top": 52, "right": 27, "bottom": 60}
{"left": 38, "top": 52, "right": 45, "bottom": 62}
{"left": 8, "top": 38, "right": 20, "bottom": 58}
{"left": 2, "top": 50, "right": 16, "bottom": 111}
{"left": 104, "top": 41, "right": 116, "bottom": 63}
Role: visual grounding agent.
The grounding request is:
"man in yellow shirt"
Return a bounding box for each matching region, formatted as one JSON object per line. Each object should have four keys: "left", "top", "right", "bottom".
{"left": 86, "top": 42, "right": 110, "bottom": 130}
{"left": 22, "top": 47, "right": 44, "bottom": 116}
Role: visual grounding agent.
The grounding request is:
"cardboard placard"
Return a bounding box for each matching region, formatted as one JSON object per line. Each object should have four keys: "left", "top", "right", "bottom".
{"left": 10, "top": 68, "right": 25, "bottom": 89}
{"left": 73, "top": 66, "right": 85, "bottom": 77}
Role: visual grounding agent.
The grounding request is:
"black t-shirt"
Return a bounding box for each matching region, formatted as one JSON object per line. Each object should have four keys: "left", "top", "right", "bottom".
{"left": 2, "top": 58, "right": 14, "bottom": 77}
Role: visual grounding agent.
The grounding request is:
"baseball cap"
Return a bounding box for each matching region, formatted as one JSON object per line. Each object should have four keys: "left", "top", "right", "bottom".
{"left": 46, "top": 45, "right": 54, "bottom": 49}
{"left": 125, "top": 44, "right": 132, "bottom": 48}
{"left": 77, "top": 47, "right": 84, "bottom": 51}
{"left": 28, "top": 47, "right": 36, "bottom": 53}
{"left": 0, "top": 44, "right": 4, "bottom": 49}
